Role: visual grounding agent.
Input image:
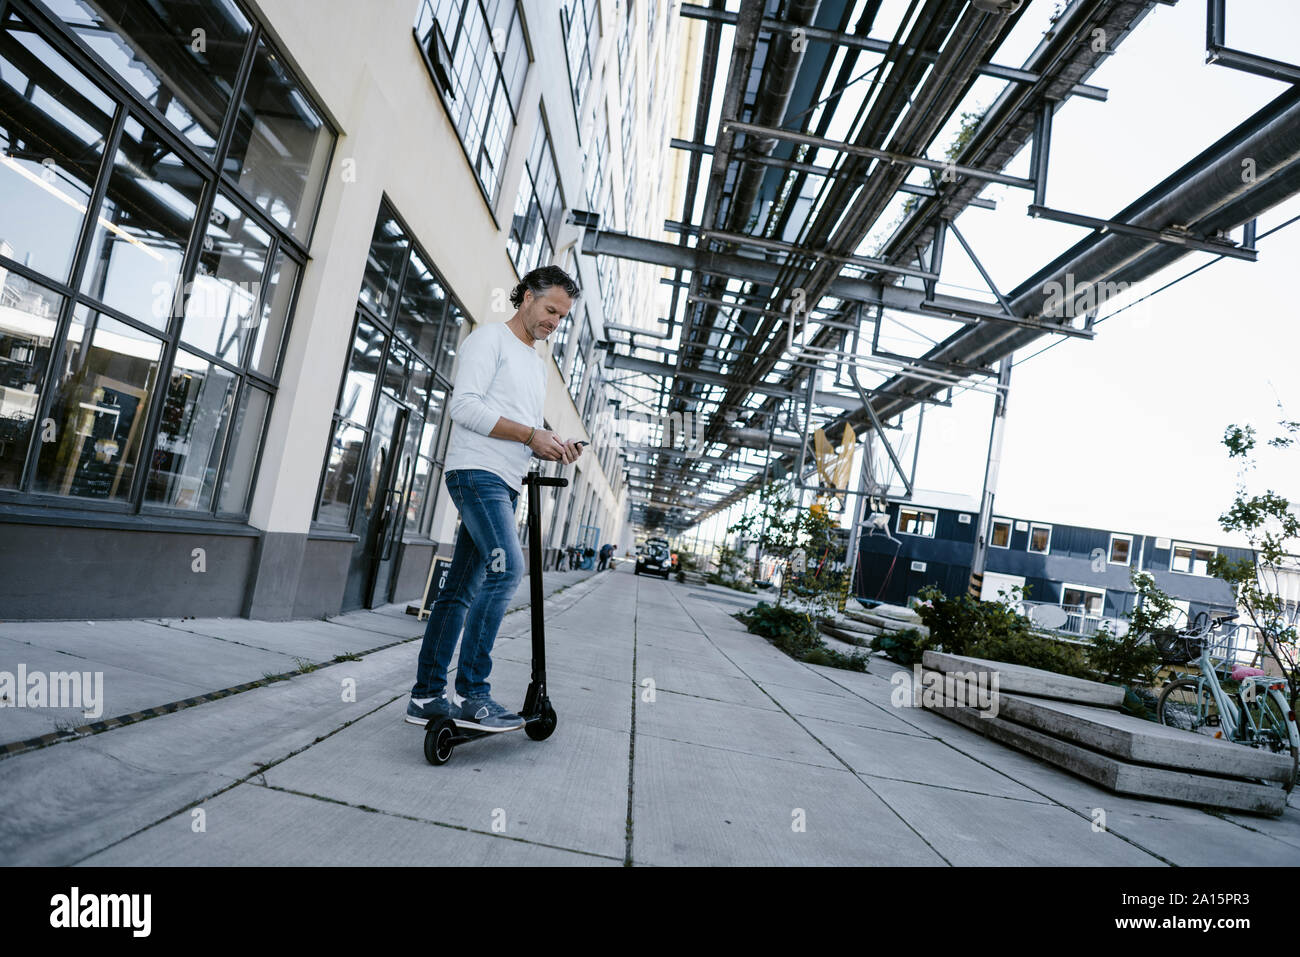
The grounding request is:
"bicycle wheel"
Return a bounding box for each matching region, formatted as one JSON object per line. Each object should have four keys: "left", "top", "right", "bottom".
{"left": 1157, "top": 678, "right": 1219, "bottom": 735}
{"left": 1240, "top": 687, "right": 1299, "bottom": 791}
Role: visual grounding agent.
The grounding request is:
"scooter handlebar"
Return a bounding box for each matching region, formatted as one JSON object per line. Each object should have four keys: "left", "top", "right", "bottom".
{"left": 523, "top": 474, "right": 569, "bottom": 488}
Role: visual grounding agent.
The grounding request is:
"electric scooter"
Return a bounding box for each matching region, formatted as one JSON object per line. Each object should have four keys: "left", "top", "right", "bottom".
{"left": 423, "top": 471, "right": 566, "bottom": 765}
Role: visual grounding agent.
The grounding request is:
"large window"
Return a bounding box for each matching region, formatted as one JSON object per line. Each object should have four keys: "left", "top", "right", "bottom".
{"left": 1171, "top": 542, "right": 1216, "bottom": 576}
{"left": 898, "top": 507, "right": 936, "bottom": 538}
{"left": 415, "top": 0, "right": 530, "bottom": 206}
{"left": 0, "top": 1, "right": 331, "bottom": 517}
{"left": 507, "top": 110, "right": 563, "bottom": 276}
{"left": 562, "top": 0, "right": 598, "bottom": 118}
{"left": 1028, "top": 523, "right": 1052, "bottom": 554}
{"left": 315, "top": 201, "right": 463, "bottom": 538}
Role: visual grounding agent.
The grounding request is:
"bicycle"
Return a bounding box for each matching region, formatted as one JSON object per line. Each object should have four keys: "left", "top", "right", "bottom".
{"left": 1153, "top": 611, "right": 1299, "bottom": 791}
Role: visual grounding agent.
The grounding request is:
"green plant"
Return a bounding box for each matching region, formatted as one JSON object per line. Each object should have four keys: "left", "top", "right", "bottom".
{"left": 728, "top": 481, "right": 846, "bottom": 620}
{"left": 912, "top": 584, "right": 1091, "bottom": 679}
{"left": 968, "top": 631, "right": 1092, "bottom": 679}
{"left": 803, "top": 646, "right": 869, "bottom": 672}
{"left": 871, "top": 626, "right": 927, "bottom": 666}
{"left": 734, "top": 602, "right": 864, "bottom": 669}
{"left": 735, "top": 602, "right": 820, "bottom": 658}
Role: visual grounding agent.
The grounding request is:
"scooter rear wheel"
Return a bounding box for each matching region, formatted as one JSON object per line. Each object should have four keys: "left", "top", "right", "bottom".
{"left": 525, "top": 703, "right": 558, "bottom": 741}
{"left": 425, "top": 717, "right": 457, "bottom": 765}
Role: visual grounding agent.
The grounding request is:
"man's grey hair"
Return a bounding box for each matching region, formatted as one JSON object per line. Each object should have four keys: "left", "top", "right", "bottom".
{"left": 510, "top": 265, "right": 581, "bottom": 308}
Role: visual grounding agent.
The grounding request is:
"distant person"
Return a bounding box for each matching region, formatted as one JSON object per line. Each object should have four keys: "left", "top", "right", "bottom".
{"left": 407, "top": 266, "right": 584, "bottom": 732}
{"left": 598, "top": 543, "right": 613, "bottom": 571}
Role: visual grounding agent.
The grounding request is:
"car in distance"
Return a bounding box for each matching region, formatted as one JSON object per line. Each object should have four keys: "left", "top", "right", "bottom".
{"left": 635, "top": 538, "right": 672, "bottom": 579}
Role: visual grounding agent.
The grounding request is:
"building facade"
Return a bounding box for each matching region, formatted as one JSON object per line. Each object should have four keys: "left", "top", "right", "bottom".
{"left": 856, "top": 492, "right": 1257, "bottom": 635}
{"left": 0, "top": 0, "right": 680, "bottom": 620}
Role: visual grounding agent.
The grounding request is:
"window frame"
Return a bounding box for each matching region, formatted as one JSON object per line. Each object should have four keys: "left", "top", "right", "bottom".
{"left": 311, "top": 197, "right": 464, "bottom": 539}
{"left": 413, "top": 0, "right": 533, "bottom": 216}
{"left": 990, "top": 518, "right": 1012, "bottom": 548}
{"left": 1109, "top": 533, "right": 1133, "bottom": 566}
{"left": 1170, "top": 541, "right": 1217, "bottom": 576}
{"left": 1027, "top": 522, "right": 1053, "bottom": 554}
{"left": 1060, "top": 582, "right": 1106, "bottom": 618}
{"left": 897, "top": 507, "right": 937, "bottom": 539}
{"left": 0, "top": 0, "right": 332, "bottom": 523}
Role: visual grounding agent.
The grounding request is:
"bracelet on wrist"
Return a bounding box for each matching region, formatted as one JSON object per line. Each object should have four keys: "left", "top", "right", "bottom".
{"left": 525, "top": 427, "right": 536, "bottom": 446}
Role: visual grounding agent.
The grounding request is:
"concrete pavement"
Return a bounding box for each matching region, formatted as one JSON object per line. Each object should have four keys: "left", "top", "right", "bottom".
{"left": 1, "top": 566, "right": 1297, "bottom": 865}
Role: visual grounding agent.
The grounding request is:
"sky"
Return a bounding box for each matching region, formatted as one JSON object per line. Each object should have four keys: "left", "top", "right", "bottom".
{"left": 673, "top": 0, "right": 1300, "bottom": 550}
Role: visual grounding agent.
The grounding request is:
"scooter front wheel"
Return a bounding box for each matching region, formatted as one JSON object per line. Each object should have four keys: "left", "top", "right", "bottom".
{"left": 525, "top": 703, "right": 558, "bottom": 741}
{"left": 425, "top": 717, "right": 457, "bottom": 765}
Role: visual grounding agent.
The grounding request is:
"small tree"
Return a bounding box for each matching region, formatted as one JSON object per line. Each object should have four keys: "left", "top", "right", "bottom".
{"left": 1089, "top": 570, "right": 1165, "bottom": 687}
{"left": 1208, "top": 414, "right": 1300, "bottom": 709}
{"left": 727, "top": 481, "right": 845, "bottom": 621}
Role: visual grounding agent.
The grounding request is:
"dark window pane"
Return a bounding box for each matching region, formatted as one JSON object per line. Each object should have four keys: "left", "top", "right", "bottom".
{"left": 422, "top": 386, "right": 446, "bottom": 458}
{"left": 359, "top": 208, "right": 407, "bottom": 320}
{"left": 79, "top": 122, "right": 203, "bottom": 329}
{"left": 395, "top": 250, "right": 447, "bottom": 362}
{"left": 0, "top": 9, "right": 115, "bottom": 282}
{"left": 145, "top": 349, "right": 238, "bottom": 510}
{"left": 405, "top": 453, "right": 431, "bottom": 534}
{"left": 383, "top": 339, "right": 409, "bottom": 399}
{"left": 44, "top": 0, "right": 251, "bottom": 156}
{"left": 407, "top": 356, "right": 432, "bottom": 413}
{"left": 338, "top": 317, "right": 383, "bottom": 423}
{"left": 182, "top": 192, "right": 270, "bottom": 364}
{"left": 435, "top": 304, "right": 463, "bottom": 380}
{"left": 218, "top": 381, "right": 268, "bottom": 514}
{"left": 225, "top": 39, "right": 332, "bottom": 242}
{"left": 33, "top": 305, "right": 163, "bottom": 501}
{"left": 317, "top": 419, "right": 365, "bottom": 526}
{"left": 0, "top": 270, "right": 64, "bottom": 489}
{"left": 249, "top": 248, "right": 297, "bottom": 378}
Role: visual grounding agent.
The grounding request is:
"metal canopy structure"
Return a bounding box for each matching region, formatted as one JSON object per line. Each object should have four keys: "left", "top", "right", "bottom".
{"left": 578, "top": 0, "right": 1300, "bottom": 535}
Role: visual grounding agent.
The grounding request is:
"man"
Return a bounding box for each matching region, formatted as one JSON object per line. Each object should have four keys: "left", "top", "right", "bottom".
{"left": 407, "top": 265, "right": 584, "bottom": 732}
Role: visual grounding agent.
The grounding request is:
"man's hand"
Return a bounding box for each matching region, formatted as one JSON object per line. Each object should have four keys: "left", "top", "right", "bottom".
{"left": 527, "top": 429, "right": 569, "bottom": 461}
{"left": 562, "top": 439, "right": 586, "bottom": 464}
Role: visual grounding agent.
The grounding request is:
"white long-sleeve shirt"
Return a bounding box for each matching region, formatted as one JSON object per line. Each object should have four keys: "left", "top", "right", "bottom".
{"left": 443, "top": 320, "right": 546, "bottom": 492}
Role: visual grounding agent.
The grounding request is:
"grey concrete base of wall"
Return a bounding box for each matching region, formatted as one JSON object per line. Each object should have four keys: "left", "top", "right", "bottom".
{"left": 244, "top": 532, "right": 307, "bottom": 620}
{"left": 929, "top": 692, "right": 1288, "bottom": 816}
{"left": 0, "top": 521, "right": 256, "bottom": 620}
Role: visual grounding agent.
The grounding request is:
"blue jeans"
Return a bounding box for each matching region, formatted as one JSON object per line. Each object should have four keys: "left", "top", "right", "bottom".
{"left": 411, "top": 469, "right": 523, "bottom": 701}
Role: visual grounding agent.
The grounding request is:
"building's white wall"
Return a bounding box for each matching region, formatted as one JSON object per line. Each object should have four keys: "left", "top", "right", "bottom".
{"left": 240, "top": 0, "right": 655, "bottom": 547}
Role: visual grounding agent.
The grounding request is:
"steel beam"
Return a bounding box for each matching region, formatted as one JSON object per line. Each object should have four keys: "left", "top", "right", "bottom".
{"left": 1026, "top": 204, "right": 1258, "bottom": 260}
{"left": 666, "top": 142, "right": 1000, "bottom": 209}
{"left": 602, "top": 352, "right": 866, "bottom": 410}
{"left": 580, "top": 230, "right": 1094, "bottom": 336}
{"left": 723, "top": 120, "right": 1038, "bottom": 190}
{"left": 678, "top": 3, "right": 1109, "bottom": 101}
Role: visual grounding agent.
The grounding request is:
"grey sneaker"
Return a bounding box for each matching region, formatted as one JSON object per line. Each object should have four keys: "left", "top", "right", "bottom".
{"left": 455, "top": 697, "right": 525, "bottom": 732}
{"left": 405, "top": 694, "right": 460, "bottom": 726}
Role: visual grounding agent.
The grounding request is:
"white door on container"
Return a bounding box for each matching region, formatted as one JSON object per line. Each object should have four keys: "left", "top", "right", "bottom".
{"left": 980, "top": 571, "right": 1026, "bottom": 604}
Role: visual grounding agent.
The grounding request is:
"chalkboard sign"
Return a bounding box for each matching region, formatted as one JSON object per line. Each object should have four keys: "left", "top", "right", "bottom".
{"left": 409, "top": 555, "right": 453, "bottom": 620}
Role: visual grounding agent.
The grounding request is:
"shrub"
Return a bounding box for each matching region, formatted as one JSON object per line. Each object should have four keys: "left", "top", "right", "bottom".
{"left": 967, "top": 631, "right": 1092, "bottom": 679}
{"left": 735, "top": 603, "right": 866, "bottom": 671}
{"left": 735, "top": 602, "right": 820, "bottom": 658}
{"left": 1089, "top": 621, "right": 1160, "bottom": 686}
{"left": 871, "top": 627, "right": 928, "bottom": 666}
